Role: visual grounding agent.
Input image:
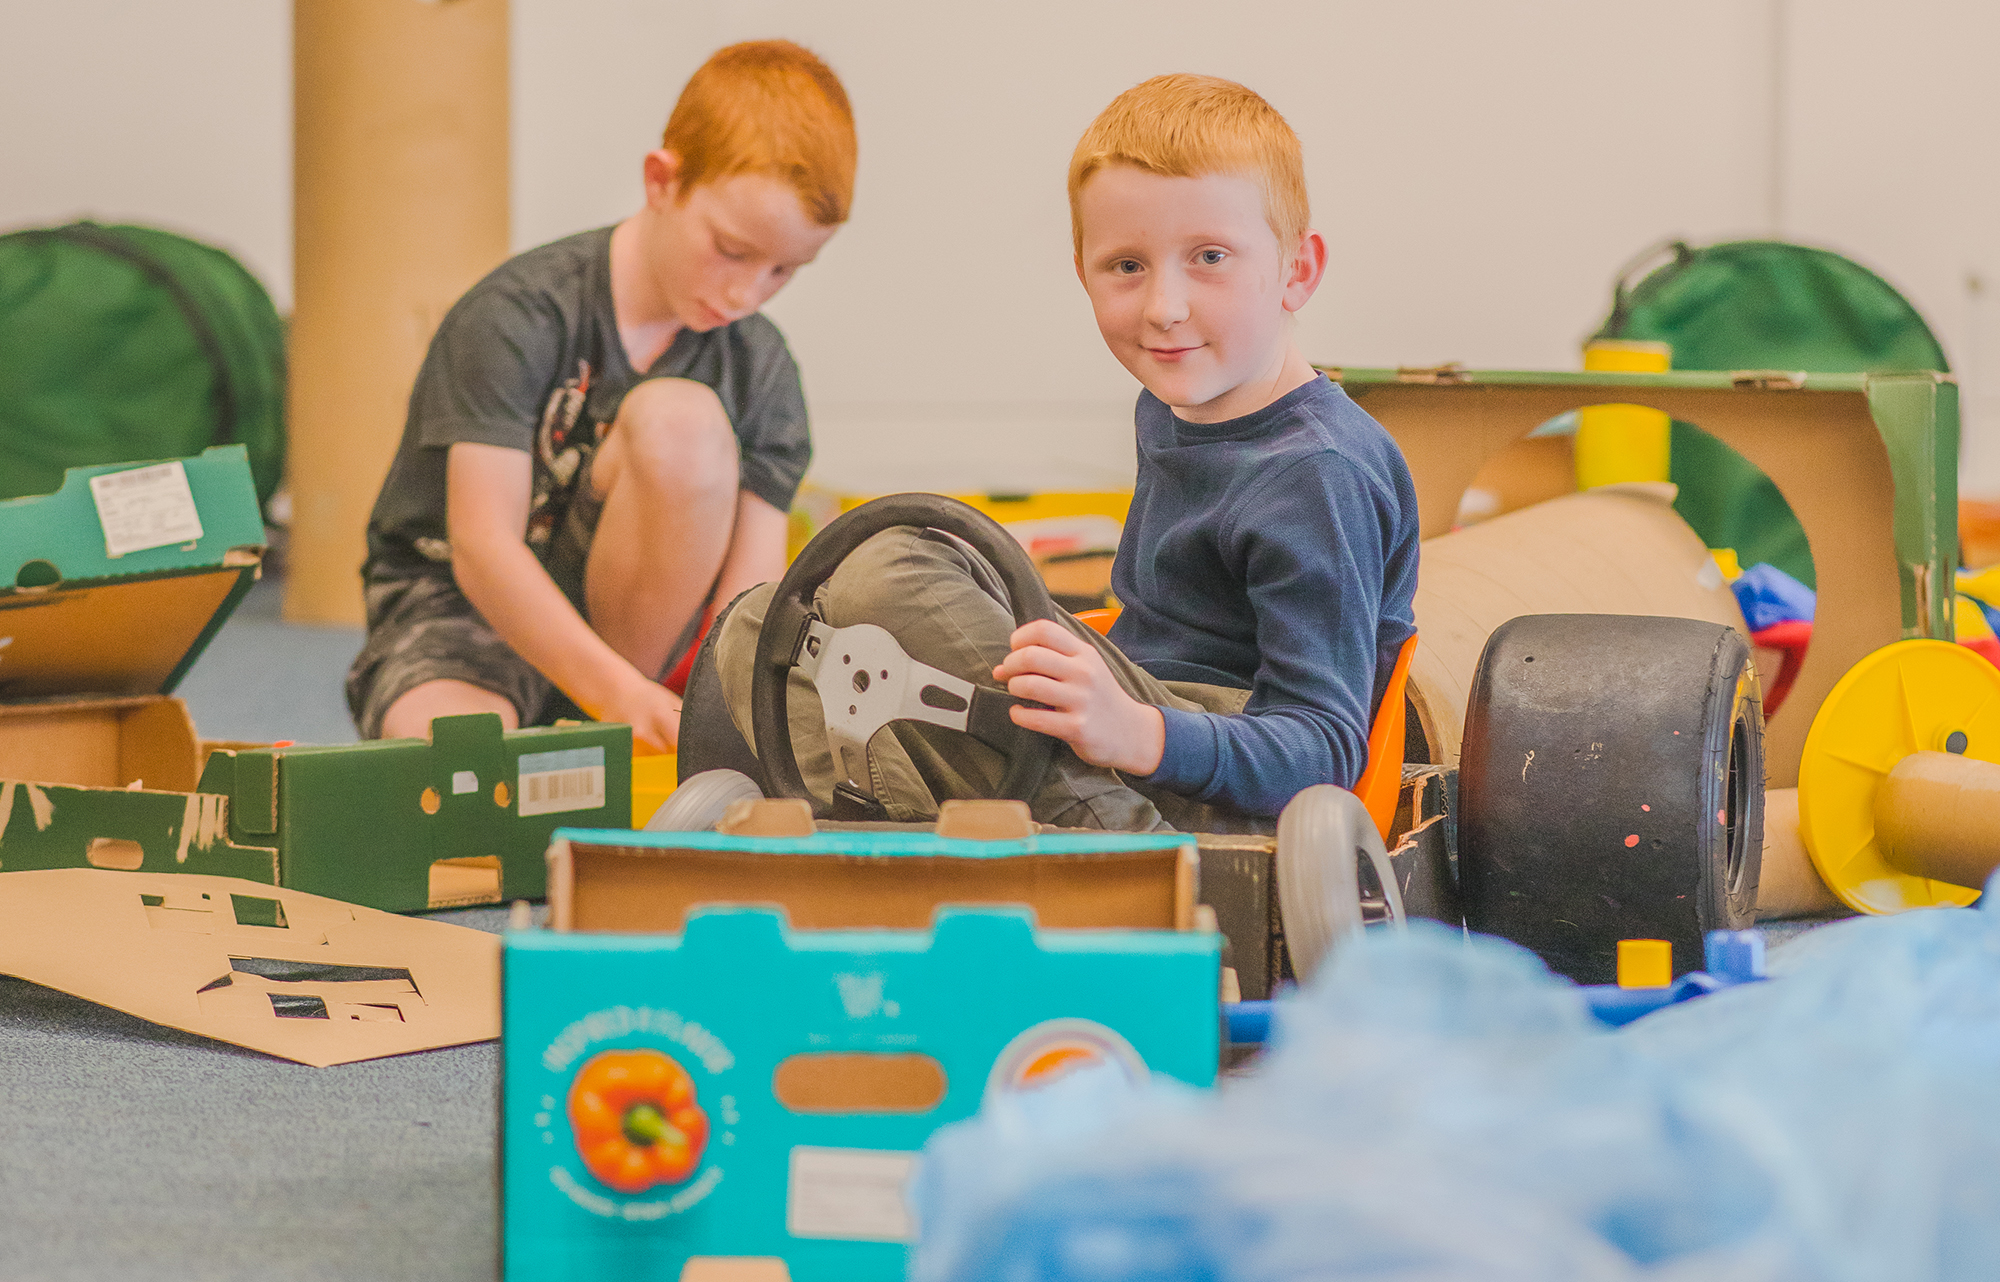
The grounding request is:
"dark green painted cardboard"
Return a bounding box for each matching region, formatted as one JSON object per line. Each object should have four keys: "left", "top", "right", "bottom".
{"left": 0, "top": 778, "right": 279, "bottom": 881}
{"left": 199, "top": 713, "right": 632, "bottom": 912}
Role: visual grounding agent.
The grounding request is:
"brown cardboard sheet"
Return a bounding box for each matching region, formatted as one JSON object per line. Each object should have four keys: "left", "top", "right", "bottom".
{"left": 1408, "top": 484, "right": 1750, "bottom": 767}
{"left": 0, "top": 570, "right": 242, "bottom": 699}
{"left": 549, "top": 839, "right": 1196, "bottom": 935}
{"left": 1365, "top": 379, "right": 1905, "bottom": 788}
{"left": 0, "top": 869, "right": 499, "bottom": 1066}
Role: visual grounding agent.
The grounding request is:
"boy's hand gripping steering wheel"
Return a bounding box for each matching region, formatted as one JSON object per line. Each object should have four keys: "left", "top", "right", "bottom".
{"left": 749, "top": 493, "right": 1063, "bottom": 818}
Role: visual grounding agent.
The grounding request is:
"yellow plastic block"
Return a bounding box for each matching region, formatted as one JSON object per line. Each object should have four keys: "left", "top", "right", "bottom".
{"left": 1711, "top": 548, "right": 1743, "bottom": 582}
{"left": 631, "top": 752, "right": 678, "bottom": 828}
{"left": 1616, "top": 938, "right": 1674, "bottom": 989}
{"left": 1575, "top": 341, "right": 1672, "bottom": 490}
{"left": 1960, "top": 565, "right": 2000, "bottom": 609}
{"left": 1957, "top": 594, "right": 1996, "bottom": 642}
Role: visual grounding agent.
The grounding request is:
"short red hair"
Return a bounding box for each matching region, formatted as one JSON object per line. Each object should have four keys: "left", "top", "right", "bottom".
{"left": 1069, "top": 74, "right": 1308, "bottom": 255}
{"left": 662, "top": 41, "right": 857, "bottom": 226}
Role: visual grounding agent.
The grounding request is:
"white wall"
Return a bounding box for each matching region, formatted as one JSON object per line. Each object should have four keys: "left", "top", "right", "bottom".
{"left": 6, "top": 0, "right": 1999, "bottom": 495}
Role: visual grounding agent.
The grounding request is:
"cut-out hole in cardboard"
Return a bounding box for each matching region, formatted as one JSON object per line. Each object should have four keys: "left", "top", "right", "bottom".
{"left": 680, "top": 1259, "right": 791, "bottom": 1282}
{"left": 86, "top": 837, "right": 145, "bottom": 871}
{"left": 269, "top": 993, "right": 329, "bottom": 1019}
{"left": 428, "top": 856, "right": 502, "bottom": 909}
{"left": 230, "top": 894, "right": 289, "bottom": 928}
{"left": 14, "top": 559, "right": 60, "bottom": 590}
{"left": 772, "top": 1053, "right": 947, "bottom": 1114}
{"left": 230, "top": 957, "right": 418, "bottom": 988}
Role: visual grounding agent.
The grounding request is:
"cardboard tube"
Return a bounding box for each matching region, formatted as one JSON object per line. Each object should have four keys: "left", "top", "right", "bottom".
{"left": 1876, "top": 752, "right": 2000, "bottom": 890}
{"left": 1756, "top": 787, "right": 1840, "bottom": 918}
{"left": 286, "top": 0, "right": 510, "bottom": 625}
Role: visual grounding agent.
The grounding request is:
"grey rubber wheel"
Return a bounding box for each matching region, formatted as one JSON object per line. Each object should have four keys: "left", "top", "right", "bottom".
{"left": 643, "top": 769, "right": 766, "bottom": 832}
{"left": 1275, "top": 784, "right": 1407, "bottom": 983}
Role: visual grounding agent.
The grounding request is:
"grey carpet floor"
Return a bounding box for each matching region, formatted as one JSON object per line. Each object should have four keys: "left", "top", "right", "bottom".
{"left": 173, "top": 572, "right": 363, "bottom": 747}
{"left": 0, "top": 905, "right": 525, "bottom": 1282}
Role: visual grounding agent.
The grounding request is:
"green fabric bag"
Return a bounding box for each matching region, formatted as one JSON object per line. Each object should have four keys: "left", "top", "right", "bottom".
{"left": 0, "top": 221, "right": 285, "bottom": 506}
{"left": 1594, "top": 240, "right": 1948, "bottom": 589}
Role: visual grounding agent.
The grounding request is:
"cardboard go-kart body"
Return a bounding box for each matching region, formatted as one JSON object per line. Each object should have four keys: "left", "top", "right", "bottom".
{"left": 0, "top": 447, "right": 632, "bottom": 912}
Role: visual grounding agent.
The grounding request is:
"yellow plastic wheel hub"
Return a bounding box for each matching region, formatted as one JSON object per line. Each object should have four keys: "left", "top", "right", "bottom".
{"left": 1798, "top": 639, "right": 2000, "bottom": 914}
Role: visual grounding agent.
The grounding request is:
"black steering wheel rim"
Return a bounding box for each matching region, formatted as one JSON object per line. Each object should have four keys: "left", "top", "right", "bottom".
{"left": 750, "top": 493, "right": 1062, "bottom": 815}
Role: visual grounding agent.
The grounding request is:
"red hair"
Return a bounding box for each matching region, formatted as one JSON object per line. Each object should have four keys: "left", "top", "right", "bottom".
{"left": 663, "top": 41, "right": 856, "bottom": 225}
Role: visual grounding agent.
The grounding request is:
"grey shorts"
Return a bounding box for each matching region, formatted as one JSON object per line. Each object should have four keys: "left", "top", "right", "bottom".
{"left": 345, "top": 469, "right": 609, "bottom": 739}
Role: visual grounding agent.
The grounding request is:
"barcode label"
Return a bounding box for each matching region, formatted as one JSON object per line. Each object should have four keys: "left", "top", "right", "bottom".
{"left": 517, "top": 747, "right": 606, "bottom": 817}
{"left": 89, "top": 462, "right": 205, "bottom": 558}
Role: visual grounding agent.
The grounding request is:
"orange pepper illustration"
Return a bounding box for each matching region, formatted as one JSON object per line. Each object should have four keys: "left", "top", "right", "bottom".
{"left": 568, "top": 1049, "right": 710, "bottom": 1193}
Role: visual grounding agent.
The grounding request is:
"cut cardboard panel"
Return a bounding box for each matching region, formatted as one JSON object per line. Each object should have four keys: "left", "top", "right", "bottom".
{"left": 1405, "top": 484, "right": 1749, "bottom": 769}
{"left": 428, "top": 855, "right": 502, "bottom": 909}
{"left": 0, "top": 696, "right": 201, "bottom": 792}
{"left": 771, "top": 1053, "right": 949, "bottom": 1113}
{"left": 552, "top": 839, "right": 1195, "bottom": 935}
{"left": 1343, "top": 369, "right": 1955, "bottom": 789}
{"left": 0, "top": 868, "right": 499, "bottom": 1066}
{"left": 0, "top": 778, "right": 279, "bottom": 883}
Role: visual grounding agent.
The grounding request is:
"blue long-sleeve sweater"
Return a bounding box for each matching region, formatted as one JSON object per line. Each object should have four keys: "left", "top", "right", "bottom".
{"left": 1109, "top": 376, "right": 1420, "bottom": 817}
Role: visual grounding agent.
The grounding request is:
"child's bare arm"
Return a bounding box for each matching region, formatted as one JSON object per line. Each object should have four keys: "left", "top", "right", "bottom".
{"left": 446, "top": 442, "right": 683, "bottom": 750}
{"left": 994, "top": 619, "right": 1165, "bottom": 775}
{"left": 714, "top": 490, "right": 790, "bottom": 609}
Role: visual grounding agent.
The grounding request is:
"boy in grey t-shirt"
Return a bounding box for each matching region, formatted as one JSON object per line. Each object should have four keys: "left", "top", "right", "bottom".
{"left": 346, "top": 41, "right": 855, "bottom": 751}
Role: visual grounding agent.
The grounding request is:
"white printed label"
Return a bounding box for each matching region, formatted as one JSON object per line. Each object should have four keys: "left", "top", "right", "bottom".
{"left": 451, "top": 770, "right": 479, "bottom": 795}
{"left": 89, "top": 462, "right": 205, "bottom": 558}
{"left": 786, "top": 1147, "right": 917, "bottom": 1242}
{"left": 517, "top": 746, "right": 606, "bottom": 817}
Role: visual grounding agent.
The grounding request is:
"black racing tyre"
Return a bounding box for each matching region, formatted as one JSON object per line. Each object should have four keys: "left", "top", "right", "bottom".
{"left": 749, "top": 493, "right": 1062, "bottom": 816}
{"left": 643, "top": 769, "right": 766, "bottom": 832}
{"left": 1457, "top": 614, "right": 1764, "bottom": 985}
{"left": 1275, "top": 784, "right": 1407, "bottom": 982}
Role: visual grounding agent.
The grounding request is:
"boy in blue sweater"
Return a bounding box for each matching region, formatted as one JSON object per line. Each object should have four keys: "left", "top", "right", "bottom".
{"left": 707, "top": 73, "right": 1418, "bottom": 830}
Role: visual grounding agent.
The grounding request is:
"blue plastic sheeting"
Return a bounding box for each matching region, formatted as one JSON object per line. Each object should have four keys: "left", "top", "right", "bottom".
{"left": 1733, "top": 562, "right": 1817, "bottom": 631}
{"left": 911, "top": 881, "right": 2000, "bottom": 1282}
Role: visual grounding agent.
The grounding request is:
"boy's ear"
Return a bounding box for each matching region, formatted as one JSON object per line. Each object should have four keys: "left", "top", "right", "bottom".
{"left": 1282, "top": 228, "right": 1330, "bottom": 314}
{"left": 1074, "top": 254, "right": 1085, "bottom": 288}
{"left": 642, "top": 149, "right": 685, "bottom": 207}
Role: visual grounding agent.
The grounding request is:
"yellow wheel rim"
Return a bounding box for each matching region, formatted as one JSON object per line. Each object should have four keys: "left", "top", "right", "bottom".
{"left": 1798, "top": 639, "right": 2000, "bottom": 914}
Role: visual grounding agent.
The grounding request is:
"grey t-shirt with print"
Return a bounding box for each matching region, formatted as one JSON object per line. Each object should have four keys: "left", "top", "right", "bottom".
{"left": 363, "top": 225, "right": 812, "bottom": 594}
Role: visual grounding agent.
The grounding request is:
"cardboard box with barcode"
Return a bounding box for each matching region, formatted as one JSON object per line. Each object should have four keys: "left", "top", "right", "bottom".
{"left": 502, "top": 817, "right": 1219, "bottom": 1281}
{"left": 0, "top": 446, "right": 264, "bottom": 797}
{"left": 0, "top": 447, "right": 633, "bottom": 913}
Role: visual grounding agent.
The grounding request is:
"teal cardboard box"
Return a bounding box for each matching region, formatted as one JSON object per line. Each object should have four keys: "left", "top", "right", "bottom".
{"left": 503, "top": 830, "right": 1220, "bottom": 1281}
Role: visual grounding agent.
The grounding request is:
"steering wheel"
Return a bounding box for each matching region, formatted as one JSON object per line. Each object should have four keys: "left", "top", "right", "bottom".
{"left": 750, "top": 493, "right": 1063, "bottom": 817}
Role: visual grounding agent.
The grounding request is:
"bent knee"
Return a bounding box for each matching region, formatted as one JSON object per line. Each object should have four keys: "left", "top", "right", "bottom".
{"left": 607, "top": 378, "right": 737, "bottom": 488}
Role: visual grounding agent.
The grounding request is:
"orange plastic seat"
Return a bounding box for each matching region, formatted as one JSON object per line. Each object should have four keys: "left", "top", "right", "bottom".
{"left": 1072, "top": 607, "right": 1416, "bottom": 840}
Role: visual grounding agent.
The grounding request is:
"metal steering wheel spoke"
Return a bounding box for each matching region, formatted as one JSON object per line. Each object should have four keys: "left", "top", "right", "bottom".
{"left": 750, "top": 493, "right": 1063, "bottom": 816}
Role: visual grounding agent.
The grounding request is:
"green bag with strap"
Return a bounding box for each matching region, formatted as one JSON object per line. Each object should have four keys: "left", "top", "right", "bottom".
{"left": 1594, "top": 240, "right": 1949, "bottom": 588}
{"left": 0, "top": 221, "right": 285, "bottom": 506}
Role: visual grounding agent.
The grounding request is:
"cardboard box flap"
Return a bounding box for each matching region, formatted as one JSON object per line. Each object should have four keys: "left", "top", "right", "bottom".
{"left": 549, "top": 827, "right": 1199, "bottom": 935}
{"left": 0, "top": 447, "right": 265, "bottom": 699}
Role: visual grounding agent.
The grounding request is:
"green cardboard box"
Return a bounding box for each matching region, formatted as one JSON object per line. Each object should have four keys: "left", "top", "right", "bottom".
{"left": 0, "top": 447, "right": 631, "bottom": 911}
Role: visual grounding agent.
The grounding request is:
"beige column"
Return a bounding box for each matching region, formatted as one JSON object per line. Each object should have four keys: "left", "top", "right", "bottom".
{"left": 286, "top": 0, "right": 510, "bottom": 625}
